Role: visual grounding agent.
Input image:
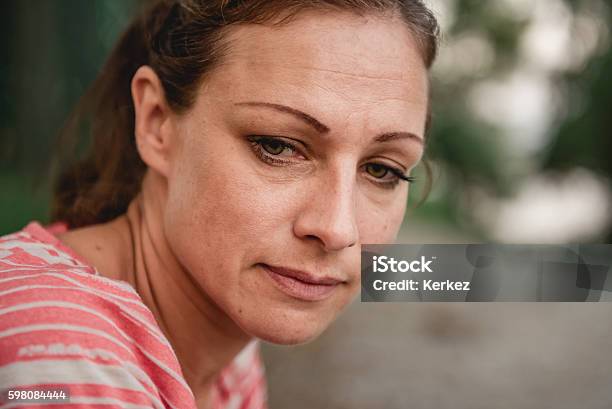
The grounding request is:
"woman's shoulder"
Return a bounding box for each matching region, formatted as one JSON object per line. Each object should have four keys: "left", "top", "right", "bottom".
{"left": 0, "top": 222, "right": 268, "bottom": 408}
{"left": 0, "top": 221, "right": 147, "bottom": 307}
{"left": 0, "top": 222, "right": 197, "bottom": 408}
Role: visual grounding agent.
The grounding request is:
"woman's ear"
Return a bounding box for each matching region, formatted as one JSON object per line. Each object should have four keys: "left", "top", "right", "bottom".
{"left": 131, "top": 66, "right": 174, "bottom": 177}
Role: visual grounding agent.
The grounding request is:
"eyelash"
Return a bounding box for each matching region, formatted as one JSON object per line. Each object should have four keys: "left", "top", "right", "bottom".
{"left": 247, "top": 135, "right": 415, "bottom": 189}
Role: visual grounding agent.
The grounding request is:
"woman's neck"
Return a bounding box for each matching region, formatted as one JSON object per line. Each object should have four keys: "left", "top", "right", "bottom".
{"left": 58, "top": 173, "right": 252, "bottom": 405}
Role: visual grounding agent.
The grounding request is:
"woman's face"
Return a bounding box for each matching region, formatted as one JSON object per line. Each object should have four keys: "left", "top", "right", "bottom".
{"left": 163, "top": 11, "right": 428, "bottom": 344}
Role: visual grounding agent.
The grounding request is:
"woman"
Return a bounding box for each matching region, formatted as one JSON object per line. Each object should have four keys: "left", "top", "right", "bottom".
{"left": 0, "top": 0, "right": 439, "bottom": 407}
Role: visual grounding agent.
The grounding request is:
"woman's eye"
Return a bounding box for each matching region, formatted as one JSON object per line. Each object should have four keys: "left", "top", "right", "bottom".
{"left": 365, "top": 163, "right": 390, "bottom": 179}
{"left": 260, "top": 138, "right": 290, "bottom": 156}
{"left": 363, "top": 162, "right": 415, "bottom": 189}
{"left": 247, "top": 135, "right": 302, "bottom": 166}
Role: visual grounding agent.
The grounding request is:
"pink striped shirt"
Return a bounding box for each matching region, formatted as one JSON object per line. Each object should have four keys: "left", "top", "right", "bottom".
{"left": 0, "top": 222, "right": 267, "bottom": 408}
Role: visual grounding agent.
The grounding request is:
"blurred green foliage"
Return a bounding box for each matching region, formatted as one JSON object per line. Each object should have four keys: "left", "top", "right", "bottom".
{"left": 416, "top": 0, "right": 611, "bottom": 242}
{"left": 544, "top": 43, "right": 612, "bottom": 242}
{"left": 544, "top": 41, "right": 612, "bottom": 175}
{"left": 1, "top": 0, "right": 139, "bottom": 233}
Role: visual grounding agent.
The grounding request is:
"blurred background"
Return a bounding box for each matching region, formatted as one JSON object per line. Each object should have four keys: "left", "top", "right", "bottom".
{"left": 1, "top": 1, "right": 611, "bottom": 408}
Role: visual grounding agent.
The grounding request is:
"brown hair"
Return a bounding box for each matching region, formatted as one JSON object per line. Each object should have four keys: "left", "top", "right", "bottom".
{"left": 51, "top": 0, "right": 440, "bottom": 228}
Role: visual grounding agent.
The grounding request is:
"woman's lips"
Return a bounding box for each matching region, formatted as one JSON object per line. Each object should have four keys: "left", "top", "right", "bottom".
{"left": 260, "top": 264, "right": 344, "bottom": 301}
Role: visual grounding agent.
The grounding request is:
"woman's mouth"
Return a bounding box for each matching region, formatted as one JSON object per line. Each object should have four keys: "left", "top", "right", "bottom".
{"left": 260, "top": 264, "right": 345, "bottom": 302}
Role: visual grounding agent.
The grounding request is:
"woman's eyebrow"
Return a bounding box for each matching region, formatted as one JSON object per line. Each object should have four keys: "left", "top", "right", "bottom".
{"left": 375, "top": 131, "right": 423, "bottom": 145}
{"left": 234, "top": 101, "right": 423, "bottom": 145}
{"left": 234, "top": 101, "right": 330, "bottom": 134}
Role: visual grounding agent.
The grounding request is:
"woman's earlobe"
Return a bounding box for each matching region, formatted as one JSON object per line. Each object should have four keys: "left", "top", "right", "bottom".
{"left": 131, "top": 65, "right": 173, "bottom": 177}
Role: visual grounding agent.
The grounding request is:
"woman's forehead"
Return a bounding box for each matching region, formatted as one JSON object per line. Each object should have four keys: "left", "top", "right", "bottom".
{"left": 197, "top": 12, "right": 429, "bottom": 132}
{"left": 223, "top": 11, "right": 427, "bottom": 84}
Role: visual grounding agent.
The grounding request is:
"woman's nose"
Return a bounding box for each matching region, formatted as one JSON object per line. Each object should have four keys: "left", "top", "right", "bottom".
{"left": 292, "top": 168, "right": 359, "bottom": 252}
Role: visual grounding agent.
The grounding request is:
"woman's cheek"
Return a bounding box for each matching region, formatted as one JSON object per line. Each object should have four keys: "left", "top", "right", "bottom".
{"left": 358, "top": 197, "right": 407, "bottom": 244}
{"left": 166, "top": 161, "right": 282, "bottom": 275}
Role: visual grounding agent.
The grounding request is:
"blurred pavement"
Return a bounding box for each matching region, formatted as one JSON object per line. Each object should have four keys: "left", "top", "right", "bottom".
{"left": 262, "top": 302, "right": 612, "bottom": 409}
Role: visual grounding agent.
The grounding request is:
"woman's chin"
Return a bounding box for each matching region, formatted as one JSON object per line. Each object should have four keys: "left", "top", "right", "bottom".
{"left": 235, "top": 308, "right": 334, "bottom": 346}
{"left": 252, "top": 326, "right": 325, "bottom": 346}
